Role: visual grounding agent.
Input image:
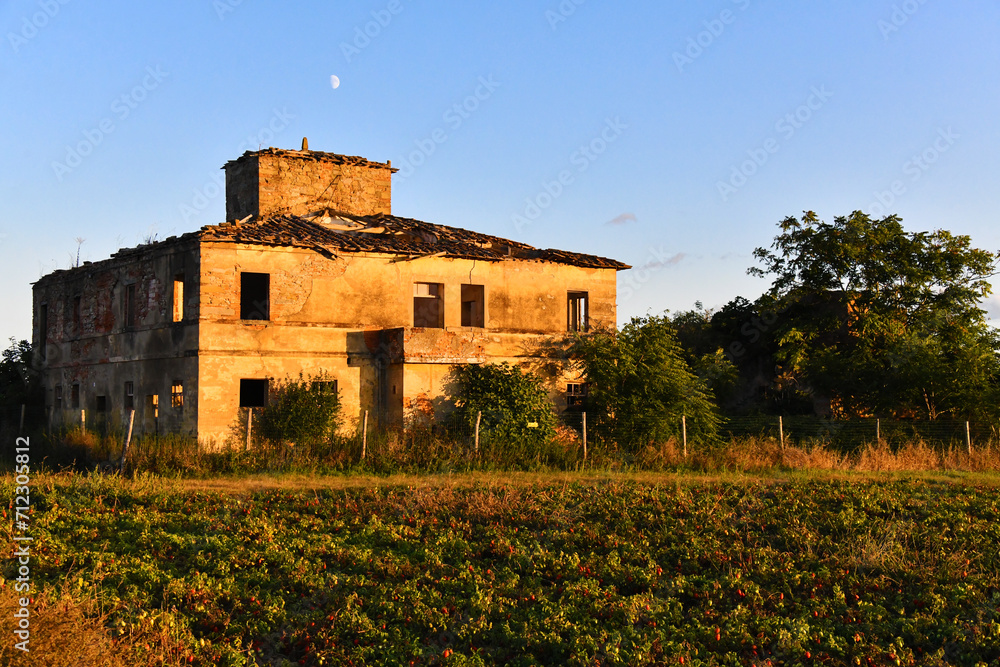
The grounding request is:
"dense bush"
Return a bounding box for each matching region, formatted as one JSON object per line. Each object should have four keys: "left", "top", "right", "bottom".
{"left": 257, "top": 372, "right": 341, "bottom": 445}
{"left": 571, "top": 315, "right": 721, "bottom": 450}
{"left": 449, "top": 362, "right": 557, "bottom": 456}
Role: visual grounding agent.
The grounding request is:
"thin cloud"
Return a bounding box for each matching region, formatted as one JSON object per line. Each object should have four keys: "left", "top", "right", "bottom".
{"left": 642, "top": 252, "right": 686, "bottom": 270}
{"left": 606, "top": 212, "right": 637, "bottom": 226}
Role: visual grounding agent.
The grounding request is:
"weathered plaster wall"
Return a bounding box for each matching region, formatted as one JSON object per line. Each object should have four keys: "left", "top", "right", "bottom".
{"left": 32, "top": 239, "right": 200, "bottom": 438}
{"left": 225, "top": 153, "right": 393, "bottom": 221}
{"left": 194, "top": 242, "right": 615, "bottom": 443}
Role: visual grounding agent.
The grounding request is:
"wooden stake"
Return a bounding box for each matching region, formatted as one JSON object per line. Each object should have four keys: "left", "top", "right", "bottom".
{"left": 779, "top": 416, "right": 784, "bottom": 450}
{"left": 81, "top": 409, "right": 86, "bottom": 430}
{"left": 362, "top": 410, "right": 370, "bottom": 459}
{"left": 682, "top": 415, "right": 687, "bottom": 458}
{"left": 119, "top": 409, "right": 135, "bottom": 474}
{"left": 966, "top": 421, "right": 972, "bottom": 455}
{"left": 246, "top": 408, "right": 253, "bottom": 451}
{"left": 474, "top": 410, "right": 481, "bottom": 455}
{"left": 876, "top": 418, "right": 880, "bottom": 442}
{"left": 582, "top": 411, "right": 587, "bottom": 463}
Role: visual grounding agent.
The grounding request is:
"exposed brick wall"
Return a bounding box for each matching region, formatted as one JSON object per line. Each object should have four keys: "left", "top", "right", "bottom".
{"left": 225, "top": 151, "right": 393, "bottom": 220}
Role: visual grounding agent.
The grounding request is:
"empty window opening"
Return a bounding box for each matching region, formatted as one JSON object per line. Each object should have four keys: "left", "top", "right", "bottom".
{"left": 71, "top": 383, "right": 80, "bottom": 409}
{"left": 240, "top": 379, "right": 269, "bottom": 408}
{"left": 173, "top": 274, "right": 185, "bottom": 322}
{"left": 312, "top": 380, "right": 338, "bottom": 395}
{"left": 568, "top": 291, "right": 589, "bottom": 332}
{"left": 124, "top": 284, "right": 137, "bottom": 329}
{"left": 124, "top": 381, "right": 134, "bottom": 411}
{"left": 413, "top": 282, "right": 444, "bottom": 328}
{"left": 54, "top": 386, "right": 63, "bottom": 410}
{"left": 96, "top": 396, "right": 108, "bottom": 412}
{"left": 241, "top": 272, "right": 270, "bottom": 320}
{"left": 566, "top": 382, "right": 589, "bottom": 408}
{"left": 171, "top": 382, "right": 184, "bottom": 409}
{"left": 145, "top": 394, "right": 159, "bottom": 421}
{"left": 39, "top": 304, "right": 48, "bottom": 360}
{"left": 72, "top": 295, "right": 82, "bottom": 334}
{"left": 461, "top": 284, "right": 485, "bottom": 327}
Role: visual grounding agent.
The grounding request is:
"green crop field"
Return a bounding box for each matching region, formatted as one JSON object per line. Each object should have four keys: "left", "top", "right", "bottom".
{"left": 3, "top": 473, "right": 1000, "bottom": 666}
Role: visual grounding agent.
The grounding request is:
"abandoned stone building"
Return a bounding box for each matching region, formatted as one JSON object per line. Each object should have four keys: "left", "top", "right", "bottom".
{"left": 32, "top": 142, "right": 630, "bottom": 445}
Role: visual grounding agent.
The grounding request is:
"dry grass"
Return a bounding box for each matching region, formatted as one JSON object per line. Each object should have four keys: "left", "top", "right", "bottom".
{"left": 697, "top": 436, "right": 1000, "bottom": 474}
{"left": 0, "top": 580, "right": 189, "bottom": 667}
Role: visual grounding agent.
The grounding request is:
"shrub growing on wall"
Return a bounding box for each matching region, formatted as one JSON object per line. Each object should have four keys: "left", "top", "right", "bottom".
{"left": 258, "top": 372, "right": 341, "bottom": 445}
{"left": 450, "top": 362, "right": 556, "bottom": 454}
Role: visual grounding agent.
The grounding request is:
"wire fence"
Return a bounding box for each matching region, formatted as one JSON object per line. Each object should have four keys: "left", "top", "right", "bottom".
{"left": 555, "top": 411, "right": 996, "bottom": 453}
{"left": 3, "top": 402, "right": 999, "bottom": 473}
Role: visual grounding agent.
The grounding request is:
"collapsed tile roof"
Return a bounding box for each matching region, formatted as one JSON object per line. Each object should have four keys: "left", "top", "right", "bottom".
{"left": 196, "top": 210, "right": 631, "bottom": 270}
{"left": 224, "top": 147, "right": 397, "bottom": 172}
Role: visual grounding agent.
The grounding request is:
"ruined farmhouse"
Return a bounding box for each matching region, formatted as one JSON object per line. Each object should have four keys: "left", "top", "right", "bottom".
{"left": 32, "top": 142, "right": 629, "bottom": 445}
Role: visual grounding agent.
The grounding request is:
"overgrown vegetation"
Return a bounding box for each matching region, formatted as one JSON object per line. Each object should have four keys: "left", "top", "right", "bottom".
{"left": 570, "top": 315, "right": 721, "bottom": 450}
{"left": 449, "top": 362, "right": 557, "bottom": 457}
{"left": 7, "top": 475, "right": 1000, "bottom": 665}
{"left": 256, "top": 372, "right": 342, "bottom": 446}
{"left": 0, "top": 338, "right": 42, "bottom": 434}
{"left": 674, "top": 211, "right": 1000, "bottom": 419}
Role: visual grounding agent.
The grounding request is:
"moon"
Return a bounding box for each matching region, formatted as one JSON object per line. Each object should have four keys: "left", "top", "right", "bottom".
{"left": 330, "top": 75, "right": 340, "bottom": 89}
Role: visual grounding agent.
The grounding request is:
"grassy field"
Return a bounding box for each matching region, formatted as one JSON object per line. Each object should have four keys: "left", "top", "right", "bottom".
{"left": 3, "top": 469, "right": 1000, "bottom": 666}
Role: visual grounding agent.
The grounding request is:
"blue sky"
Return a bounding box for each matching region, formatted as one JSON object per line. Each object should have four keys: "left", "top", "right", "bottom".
{"left": 2, "top": 0, "right": 999, "bottom": 344}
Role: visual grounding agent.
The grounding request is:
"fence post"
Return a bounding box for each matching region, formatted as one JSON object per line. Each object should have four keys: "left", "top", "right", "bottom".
{"left": 362, "top": 410, "right": 369, "bottom": 460}
{"left": 966, "top": 421, "right": 972, "bottom": 455}
{"left": 81, "top": 409, "right": 86, "bottom": 430}
{"left": 19, "top": 404, "right": 25, "bottom": 433}
{"left": 474, "top": 410, "right": 481, "bottom": 455}
{"left": 119, "top": 409, "right": 135, "bottom": 474}
{"left": 876, "top": 418, "right": 880, "bottom": 443}
{"left": 779, "top": 416, "right": 784, "bottom": 450}
{"left": 582, "top": 411, "right": 587, "bottom": 463}
{"left": 246, "top": 408, "right": 253, "bottom": 451}
{"left": 682, "top": 415, "right": 687, "bottom": 458}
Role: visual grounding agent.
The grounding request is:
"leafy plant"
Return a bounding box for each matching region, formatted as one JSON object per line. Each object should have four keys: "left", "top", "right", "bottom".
{"left": 257, "top": 372, "right": 341, "bottom": 445}
{"left": 750, "top": 211, "right": 1000, "bottom": 420}
{"left": 449, "top": 362, "right": 557, "bottom": 455}
{"left": 570, "top": 315, "right": 721, "bottom": 450}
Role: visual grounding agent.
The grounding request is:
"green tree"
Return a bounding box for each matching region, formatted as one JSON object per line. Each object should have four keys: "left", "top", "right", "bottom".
{"left": 449, "top": 362, "right": 556, "bottom": 452}
{"left": 570, "top": 315, "right": 721, "bottom": 449}
{"left": 0, "top": 339, "right": 42, "bottom": 428}
{"left": 750, "top": 211, "right": 1000, "bottom": 419}
{"left": 670, "top": 305, "right": 740, "bottom": 407}
{"left": 257, "top": 372, "right": 341, "bottom": 444}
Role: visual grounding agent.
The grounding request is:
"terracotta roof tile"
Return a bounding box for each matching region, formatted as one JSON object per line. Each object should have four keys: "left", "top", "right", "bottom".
{"left": 198, "top": 211, "right": 630, "bottom": 270}
{"left": 224, "top": 148, "right": 397, "bottom": 172}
